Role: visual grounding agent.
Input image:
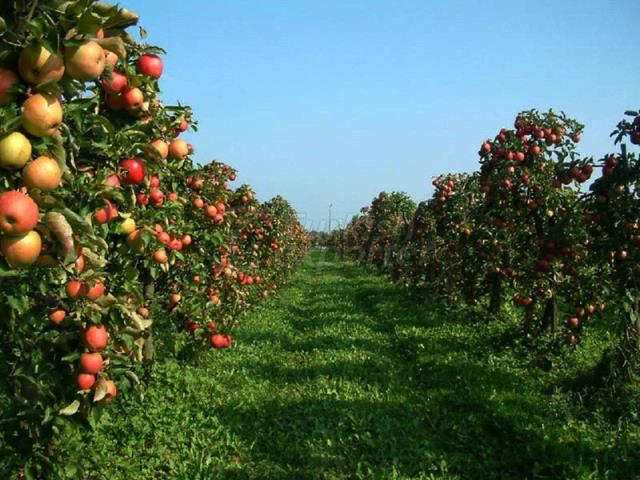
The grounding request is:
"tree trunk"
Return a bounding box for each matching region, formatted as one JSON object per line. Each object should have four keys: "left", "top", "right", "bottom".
{"left": 541, "top": 295, "right": 558, "bottom": 338}
{"left": 488, "top": 272, "right": 502, "bottom": 316}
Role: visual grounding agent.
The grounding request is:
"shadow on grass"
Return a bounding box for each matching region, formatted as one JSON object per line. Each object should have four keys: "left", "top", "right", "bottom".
{"left": 222, "top": 253, "right": 639, "bottom": 479}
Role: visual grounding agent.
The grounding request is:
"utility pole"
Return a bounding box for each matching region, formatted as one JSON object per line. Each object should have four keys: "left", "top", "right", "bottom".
{"left": 328, "top": 203, "right": 333, "bottom": 232}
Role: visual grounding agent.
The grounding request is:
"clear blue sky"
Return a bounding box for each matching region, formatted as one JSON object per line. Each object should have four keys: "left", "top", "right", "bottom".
{"left": 128, "top": 0, "right": 639, "bottom": 231}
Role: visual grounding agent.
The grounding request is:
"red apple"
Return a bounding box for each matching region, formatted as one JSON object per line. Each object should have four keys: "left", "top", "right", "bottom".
{"left": 210, "top": 333, "right": 231, "bottom": 349}
{"left": 119, "top": 158, "right": 145, "bottom": 184}
{"left": 122, "top": 87, "right": 144, "bottom": 115}
{"left": 77, "top": 373, "right": 96, "bottom": 390}
{"left": 153, "top": 248, "right": 168, "bottom": 264}
{"left": 79, "top": 352, "right": 103, "bottom": 374}
{"left": 136, "top": 54, "right": 163, "bottom": 79}
{"left": 83, "top": 325, "right": 109, "bottom": 351}
{"left": 168, "top": 139, "right": 189, "bottom": 160}
{"left": 85, "top": 280, "right": 106, "bottom": 301}
{"left": 101, "top": 71, "right": 128, "bottom": 94}
{"left": 0, "top": 191, "right": 39, "bottom": 235}
{"left": 66, "top": 280, "right": 88, "bottom": 300}
{"left": 0, "top": 68, "right": 20, "bottom": 105}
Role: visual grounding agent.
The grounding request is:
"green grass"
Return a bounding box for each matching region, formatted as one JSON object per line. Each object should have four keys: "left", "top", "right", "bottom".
{"left": 25, "top": 250, "right": 640, "bottom": 478}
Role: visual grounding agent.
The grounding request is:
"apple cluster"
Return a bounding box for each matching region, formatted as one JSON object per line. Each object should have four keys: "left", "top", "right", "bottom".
{"left": 331, "top": 108, "right": 639, "bottom": 373}
{"left": 0, "top": 0, "right": 309, "bottom": 446}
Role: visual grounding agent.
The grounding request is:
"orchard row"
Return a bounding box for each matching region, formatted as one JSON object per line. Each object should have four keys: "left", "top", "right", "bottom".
{"left": 0, "top": 0, "right": 309, "bottom": 453}
{"left": 330, "top": 108, "right": 639, "bottom": 380}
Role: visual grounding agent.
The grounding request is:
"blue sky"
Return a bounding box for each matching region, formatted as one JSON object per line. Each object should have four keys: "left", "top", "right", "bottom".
{"left": 128, "top": 0, "right": 639, "bottom": 231}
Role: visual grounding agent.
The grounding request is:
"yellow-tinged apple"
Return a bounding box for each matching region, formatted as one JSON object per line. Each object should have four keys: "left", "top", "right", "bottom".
{"left": 22, "top": 156, "right": 62, "bottom": 191}
{"left": 18, "top": 44, "right": 65, "bottom": 85}
{"left": 64, "top": 41, "right": 106, "bottom": 81}
{"left": 0, "top": 132, "right": 32, "bottom": 170}
{"left": 22, "top": 94, "right": 63, "bottom": 137}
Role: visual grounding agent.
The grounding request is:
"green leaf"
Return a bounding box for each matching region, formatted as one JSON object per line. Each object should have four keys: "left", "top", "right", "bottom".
{"left": 7, "top": 295, "right": 29, "bottom": 313}
{"left": 97, "top": 36, "right": 127, "bottom": 60}
{"left": 59, "top": 399, "right": 80, "bottom": 416}
{"left": 93, "top": 377, "right": 108, "bottom": 402}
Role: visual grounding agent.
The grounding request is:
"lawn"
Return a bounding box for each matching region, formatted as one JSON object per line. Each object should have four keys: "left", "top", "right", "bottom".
{"left": 16, "top": 250, "right": 640, "bottom": 479}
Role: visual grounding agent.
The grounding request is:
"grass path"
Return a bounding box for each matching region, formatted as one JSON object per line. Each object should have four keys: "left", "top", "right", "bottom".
{"left": 48, "top": 250, "right": 638, "bottom": 479}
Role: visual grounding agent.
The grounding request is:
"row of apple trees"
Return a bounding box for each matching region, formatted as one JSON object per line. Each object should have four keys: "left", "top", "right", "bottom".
{"left": 0, "top": 0, "right": 309, "bottom": 462}
{"left": 330, "top": 108, "right": 639, "bottom": 381}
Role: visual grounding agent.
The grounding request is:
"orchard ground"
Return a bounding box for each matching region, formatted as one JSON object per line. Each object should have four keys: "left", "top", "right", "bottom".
{"left": 6, "top": 249, "right": 639, "bottom": 479}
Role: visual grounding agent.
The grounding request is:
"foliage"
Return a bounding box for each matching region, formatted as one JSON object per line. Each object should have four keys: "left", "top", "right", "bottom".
{"left": 8, "top": 251, "right": 636, "bottom": 480}
{"left": 0, "top": 0, "right": 308, "bottom": 472}
{"left": 330, "top": 108, "right": 640, "bottom": 380}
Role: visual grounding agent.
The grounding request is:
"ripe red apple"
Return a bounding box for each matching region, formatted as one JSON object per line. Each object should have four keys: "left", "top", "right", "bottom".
{"left": 168, "top": 239, "right": 182, "bottom": 250}
{"left": 0, "top": 132, "right": 32, "bottom": 170}
{"left": 106, "top": 174, "right": 121, "bottom": 188}
{"left": 205, "top": 205, "right": 218, "bottom": 218}
{"left": 153, "top": 248, "right": 168, "bottom": 264}
{"left": 206, "top": 320, "right": 218, "bottom": 331}
{"left": 79, "top": 352, "right": 103, "bottom": 374}
{"left": 85, "top": 280, "right": 106, "bottom": 300}
{"left": 149, "top": 188, "right": 164, "bottom": 204}
{"left": 22, "top": 93, "right": 63, "bottom": 137}
{"left": 156, "top": 232, "right": 169, "bottom": 245}
{"left": 168, "top": 139, "right": 189, "bottom": 160}
{"left": 22, "top": 155, "right": 62, "bottom": 191}
{"left": 136, "top": 193, "right": 149, "bottom": 206}
{"left": 567, "top": 317, "right": 579, "bottom": 328}
{"left": 149, "top": 175, "right": 161, "bottom": 188}
{"left": 83, "top": 325, "right": 109, "bottom": 351}
{"left": 77, "top": 373, "right": 96, "bottom": 390}
{"left": 167, "top": 192, "right": 178, "bottom": 202}
{"left": 50, "top": 310, "right": 66, "bottom": 324}
{"left": 101, "top": 71, "right": 128, "bottom": 94}
{"left": 66, "top": 280, "right": 88, "bottom": 300}
{"left": 119, "top": 158, "right": 145, "bottom": 184}
{"left": 65, "top": 41, "right": 106, "bottom": 81}
{"left": 0, "top": 191, "right": 39, "bottom": 235}
{"left": 0, "top": 68, "right": 20, "bottom": 105}
{"left": 136, "top": 54, "right": 163, "bottom": 79}
{"left": 137, "top": 306, "right": 150, "bottom": 318}
{"left": 181, "top": 234, "right": 192, "bottom": 246}
{"left": 93, "top": 208, "right": 110, "bottom": 225}
{"left": 122, "top": 87, "right": 144, "bottom": 115}
{"left": 210, "top": 333, "right": 231, "bottom": 349}
{"left": 1, "top": 230, "right": 42, "bottom": 267}
{"left": 18, "top": 44, "right": 65, "bottom": 85}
